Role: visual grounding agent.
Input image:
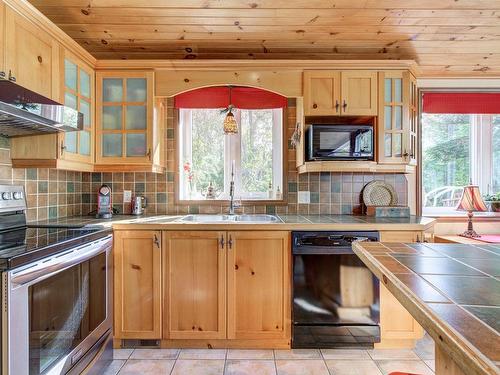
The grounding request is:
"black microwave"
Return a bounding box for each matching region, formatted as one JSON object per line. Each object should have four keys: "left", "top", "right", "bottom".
{"left": 306, "top": 124, "right": 374, "bottom": 161}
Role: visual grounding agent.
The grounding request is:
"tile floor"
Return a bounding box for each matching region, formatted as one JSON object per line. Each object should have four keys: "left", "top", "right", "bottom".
{"left": 103, "top": 335, "right": 435, "bottom": 375}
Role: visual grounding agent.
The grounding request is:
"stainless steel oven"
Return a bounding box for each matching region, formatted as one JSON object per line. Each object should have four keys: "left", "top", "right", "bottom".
{"left": 3, "top": 234, "right": 112, "bottom": 375}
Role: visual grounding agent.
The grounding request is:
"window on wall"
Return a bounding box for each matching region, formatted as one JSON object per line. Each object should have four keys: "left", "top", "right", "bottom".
{"left": 178, "top": 108, "right": 283, "bottom": 200}
{"left": 421, "top": 113, "right": 500, "bottom": 215}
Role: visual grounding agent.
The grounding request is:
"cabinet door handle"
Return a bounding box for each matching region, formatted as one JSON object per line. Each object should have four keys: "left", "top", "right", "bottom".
{"left": 335, "top": 100, "right": 339, "bottom": 112}
{"left": 220, "top": 235, "right": 225, "bottom": 250}
{"left": 61, "top": 143, "right": 66, "bottom": 155}
{"left": 8, "top": 70, "right": 16, "bottom": 82}
{"left": 342, "top": 100, "right": 347, "bottom": 110}
{"left": 147, "top": 148, "right": 151, "bottom": 161}
{"left": 228, "top": 235, "right": 233, "bottom": 249}
{"left": 153, "top": 234, "right": 160, "bottom": 248}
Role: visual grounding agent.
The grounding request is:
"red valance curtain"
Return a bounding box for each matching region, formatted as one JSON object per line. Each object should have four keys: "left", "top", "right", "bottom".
{"left": 422, "top": 92, "right": 500, "bottom": 114}
{"left": 174, "top": 86, "right": 288, "bottom": 109}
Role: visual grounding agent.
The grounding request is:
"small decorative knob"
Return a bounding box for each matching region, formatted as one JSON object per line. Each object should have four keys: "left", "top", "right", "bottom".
{"left": 312, "top": 103, "right": 318, "bottom": 109}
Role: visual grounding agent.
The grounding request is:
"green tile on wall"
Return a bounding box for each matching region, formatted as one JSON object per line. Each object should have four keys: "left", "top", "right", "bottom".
{"left": 38, "top": 181, "right": 48, "bottom": 193}
{"left": 156, "top": 192, "right": 167, "bottom": 203}
{"left": 92, "top": 173, "right": 102, "bottom": 183}
{"left": 82, "top": 193, "right": 91, "bottom": 203}
{"left": 67, "top": 182, "right": 74, "bottom": 193}
{"left": 266, "top": 205, "right": 276, "bottom": 214}
{"left": 310, "top": 192, "right": 320, "bottom": 203}
{"left": 49, "top": 206, "right": 57, "bottom": 219}
{"left": 167, "top": 172, "right": 174, "bottom": 182}
{"left": 288, "top": 182, "right": 297, "bottom": 193}
{"left": 135, "top": 182, "right": 145, "bottom": 193}
{"left": 167, "top": 128, "right": 175, "bottom": 139}
{"left": 188, "top": 205, "right": 199, "bottom": 214}
{"left": 27, "top": 168, "right": 37, "bottom": 180}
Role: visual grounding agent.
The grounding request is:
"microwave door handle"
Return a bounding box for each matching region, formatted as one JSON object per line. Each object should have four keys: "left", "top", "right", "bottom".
{"left": 10, "top": 236, "right": 112, "bottom": 287}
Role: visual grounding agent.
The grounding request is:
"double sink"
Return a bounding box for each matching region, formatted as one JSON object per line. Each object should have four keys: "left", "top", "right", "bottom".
{"left": 178, "top": 214, "right": 281, "bottom": 223}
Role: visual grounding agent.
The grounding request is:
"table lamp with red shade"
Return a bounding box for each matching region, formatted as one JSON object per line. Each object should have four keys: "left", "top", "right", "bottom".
{"left": 456, "top": 183, "right": 488, "bottom": 238}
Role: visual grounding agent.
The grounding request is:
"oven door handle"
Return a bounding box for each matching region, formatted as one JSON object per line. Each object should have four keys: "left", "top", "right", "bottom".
{"left": 11, "top": 235, "right": 112, "bottom": 287}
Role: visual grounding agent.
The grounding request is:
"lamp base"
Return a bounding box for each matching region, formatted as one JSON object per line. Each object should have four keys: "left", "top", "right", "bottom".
{"left": 459, "top": 211, "right": 481, "bottom": 238}
{"left": 459, "top": 230, "right": 481, "bottom": 238}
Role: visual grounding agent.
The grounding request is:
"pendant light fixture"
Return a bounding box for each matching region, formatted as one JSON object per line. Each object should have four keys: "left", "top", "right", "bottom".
{"left": 222, "top": 86, "right": 238, "bottom": 134}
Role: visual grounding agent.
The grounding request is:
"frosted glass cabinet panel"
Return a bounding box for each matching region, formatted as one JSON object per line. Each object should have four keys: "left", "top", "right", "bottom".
{"left": 96, "top": 71, "right": 155, "bottom": 167}
{"left": 61, "top": 56, "right": 94, "bottom": 163}
{"left": 378, "top": 71, "right": 417, "bottom": 166}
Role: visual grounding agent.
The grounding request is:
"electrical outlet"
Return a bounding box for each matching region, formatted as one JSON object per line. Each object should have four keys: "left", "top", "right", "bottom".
{"left": 298, "top": 191, "right": 310, "bottom": 204}
{"left": 123, "top": 190, "right": 132, "bottom": 203}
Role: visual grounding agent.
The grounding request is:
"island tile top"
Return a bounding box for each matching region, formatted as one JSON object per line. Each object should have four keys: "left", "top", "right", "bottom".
{"left": 353, "top": 241, "right": 500, "bottom": 375}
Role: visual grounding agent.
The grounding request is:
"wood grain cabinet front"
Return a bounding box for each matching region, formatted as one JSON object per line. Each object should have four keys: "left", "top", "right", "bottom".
{"left": 163, "top": 231, "right": 227, "bottom": 340}
{"left": 4, "top": 6, "right": 59, "bottom": 99}
{"left": 114, "top": 230, "right": 162, "bottom": 339}
{"left": 303, "top": 70, "right": 377, "bottom": 116}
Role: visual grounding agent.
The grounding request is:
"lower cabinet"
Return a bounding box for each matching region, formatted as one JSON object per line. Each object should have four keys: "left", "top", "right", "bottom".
{"left": 163, "top": 231, "right": 227, "bottom": 339}
{"left": 227, "top": 231, "right": 290, "bottom": 340}
{"left": 114, "top": 230, "right": 162, "bottom": 339}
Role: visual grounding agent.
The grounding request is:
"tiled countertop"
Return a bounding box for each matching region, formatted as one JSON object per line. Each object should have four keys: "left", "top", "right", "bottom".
{"left": 31, "top": 214, "right": 436, "bottom": 231}
{"left": 352, "top": 241, "right": 500, "bottom": 375}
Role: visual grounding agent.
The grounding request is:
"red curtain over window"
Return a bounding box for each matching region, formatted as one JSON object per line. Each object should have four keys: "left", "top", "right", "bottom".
{"left": 422, "top": 92, "right": 500, "bottom": 114}
{"left": 174, "top": 86, "right": 288, "bottom": 109}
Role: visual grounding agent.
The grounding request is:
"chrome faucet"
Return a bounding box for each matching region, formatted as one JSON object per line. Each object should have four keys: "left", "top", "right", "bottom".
{"left": 229, "top": 164, "right": 239, "bottom": 215}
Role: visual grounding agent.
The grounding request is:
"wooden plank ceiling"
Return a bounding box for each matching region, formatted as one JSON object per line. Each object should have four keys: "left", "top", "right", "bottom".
{"left": 28, "top": 0, "right": 500, "bottom": 76}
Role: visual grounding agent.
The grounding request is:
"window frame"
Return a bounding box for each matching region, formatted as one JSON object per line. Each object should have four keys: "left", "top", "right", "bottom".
{"left": 418, "top": 89, "right": 500, "bottom": 217}
{"left": 176, "top": 107, "right": 287, "bottom": 204}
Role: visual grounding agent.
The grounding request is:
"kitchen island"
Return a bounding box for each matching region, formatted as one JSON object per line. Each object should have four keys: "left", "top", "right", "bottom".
{"left": 353, "top": 241, "right": 500, "bottom": 375}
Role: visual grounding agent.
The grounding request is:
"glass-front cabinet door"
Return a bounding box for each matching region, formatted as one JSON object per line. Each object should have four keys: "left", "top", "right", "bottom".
{"left": 378, "top": 71, "right": 418, "bottom": 166}
{"left": 96, "top": 71, "right": 154, "bottom": 165}
{"left": 61, "top": 53, "right": 94, "bottom": 164}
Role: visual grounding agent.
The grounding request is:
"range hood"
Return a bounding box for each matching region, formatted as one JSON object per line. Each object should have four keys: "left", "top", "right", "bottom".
{"left": 0, "top": 80, "right": 83, "bottom": 137}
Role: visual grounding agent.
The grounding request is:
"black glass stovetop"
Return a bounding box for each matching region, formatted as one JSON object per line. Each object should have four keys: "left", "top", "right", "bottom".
{"left": 0, "top": 225, "right": 111, "bottom": 270}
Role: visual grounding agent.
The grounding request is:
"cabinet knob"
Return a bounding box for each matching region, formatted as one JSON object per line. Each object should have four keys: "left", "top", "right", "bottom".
{"left": 220, "top": 235, "right": 225, "bottom": 250}
{"left": 335, "top": 100, "right": 339, "bottom": 112}
{"left": 147, "top": 148, "right": 151, "bottom": 161}
{"left": 342, "top": 100, "right": 347, "bottom": 110}
{"left": 312, "top": 103, "right": 318, "bottom": 109}
{"left": 228, "top": 235, "right": 233, "bottom": 249}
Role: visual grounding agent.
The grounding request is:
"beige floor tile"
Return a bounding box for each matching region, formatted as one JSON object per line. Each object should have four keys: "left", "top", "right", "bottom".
{"left": 276, "top": 359, "right": 329, "bottom": 375}
{"left": 171, "top": 359, "right": 225, "bottom": 375}
{"left": 320, "top": 349, "right": 371, "bottom": 360}
{"left": 325, "top": 360, "right": 382, "bottom": 375}
{"left": 119, "top": 359, "right": 175, "bottom": 374}
{"left": 113, "top": 349, "right": 134, "bottom": 360}
{"left": 376, "top": 360, "right": 434, "bottom": 375}
{"left": 274, "top": 349, "right": 322, "bottom": 359}
{"left": 225, "top": 360, "right": 277, "bottom": 375}
{"left": 227, "top": 349, "right": 274, "bottom": 360}
{"left": 414, "top": 335, "right": 436, "bottom": 360}
{"left": 425, "top": 359, "right": 436, "bottom": 372}
{"left": 367, "top": 349, "right": 420, "bottom": 360}
{"left": 178, "top": 348, "right": 227, "bottom": 359}
{"left": 101, "top": 360, "right": 125, "bottom": 375}
{"left": 129, "top": 348, "right": 179, "bottom": 360}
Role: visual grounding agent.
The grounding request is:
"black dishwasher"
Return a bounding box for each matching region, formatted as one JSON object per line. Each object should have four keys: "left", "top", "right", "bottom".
{"left": 292, "top": 231, "right": 380, "bottom": 348}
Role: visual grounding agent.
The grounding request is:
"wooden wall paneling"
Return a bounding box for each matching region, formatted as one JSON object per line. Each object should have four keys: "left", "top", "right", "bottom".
{"left": 155, "top": 69, "right": 302, "bottom": 98}
{"left": 163, "top": 231, "right": 226, "bottom": 340}
{"left": 114, "top": 230, "right": 162, "bottom": 339}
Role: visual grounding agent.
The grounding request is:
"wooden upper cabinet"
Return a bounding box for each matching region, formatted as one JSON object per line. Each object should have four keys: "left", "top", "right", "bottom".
{"left": 114, "top": 230, "right": 162, "bottom": 339}
{"left": 227, "top": 231, "right": 290, "bottom": 340}
{"left": 303, "top": 70, "right": 377, "bottom": 116}
{"left": 96, "top": 70, "right": 164, "bottom": 172}
{"left": 303, "top": 71, "right": 340, "bottom": 116}
{"left": 340, "top": 71, "right": 378, "bottom": 116}
{"left": 59, "top": 50, "right": 95, "bottom": 166}
{"left": 163, "top": 231, "right": 226, "bottom": 340}
{"left": 378, "top": 71, "right": 418, "bottom": 166}
{"left": 4, "top": 6, "right": 59, "bottom": 99}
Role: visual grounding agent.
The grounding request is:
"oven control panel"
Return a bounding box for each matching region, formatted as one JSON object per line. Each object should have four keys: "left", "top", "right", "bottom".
{"left": 0, "top": 184, "right": 27, "bottom": 213}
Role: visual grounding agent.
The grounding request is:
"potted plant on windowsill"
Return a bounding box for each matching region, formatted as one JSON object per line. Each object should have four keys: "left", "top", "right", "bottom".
{"left": 483, "top": 193, "right": 500, "bottom": 213}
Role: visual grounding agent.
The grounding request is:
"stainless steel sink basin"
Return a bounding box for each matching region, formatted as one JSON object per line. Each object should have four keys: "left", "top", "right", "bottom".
{"left": 178, "top": 214, "right": 281, "bottom": 223}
